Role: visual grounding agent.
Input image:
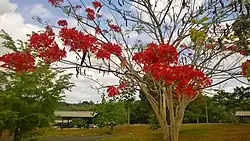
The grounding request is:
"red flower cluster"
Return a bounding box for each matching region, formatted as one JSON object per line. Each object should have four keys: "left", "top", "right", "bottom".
{"left": 107, "top": 86, "right": 119, "bottom": 97}
{"left": 48, "top": 0, "right": 63, "bottom": 5}
{"left": 59, "top": 27, "right": 98, "bottom": 53}
{"left": 133, "top": 43, "right": 211, "bottom": 97}
{"left": 132, "top": 43, "right": 178, "bottom": 70}
{"left": 152, "top": 65, "right": 211, "bottom": 97}
{"left": 242, "top": 60, "right": 250, "bottom": 76}
{"left": 108, "top": 24, "right": 122, "bottom": 32}
{"left": 96, "top": 49, "right": 110, "bottom": 59}
{"left": 58, "top": 26, "right": 122, "bottom": 59}
{"left": 39, "top": 45, "right": 66, "bottom": 64}
{"left": 29, "top": 26, "right": 66, "bottom": 63}
{"left": 240, "top": 49, "right": 247, "bottom": 55}
{"left": 57, "top": 20, "right": 68, "bottom": 27}
{"left": 96, "top": 43, "right": 122, "bottom": 59}
{"left": 0, "top": 51, "right": 35, "bottom": 72}
{"left": 117, "top": 81, "right": 126, "bottom": 89}
{"left": 107, "top": 82, "right": 126, "bottom": 97}
{"left": 92, "top": 0, "right": 103, "bottom": 9}
{"left": 86, "top": 8, "right": 95, "bottom": 20}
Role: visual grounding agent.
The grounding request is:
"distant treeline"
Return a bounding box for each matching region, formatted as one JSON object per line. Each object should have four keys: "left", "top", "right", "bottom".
{"left": 58, "top": 86, "right": 250, "bottom": 125}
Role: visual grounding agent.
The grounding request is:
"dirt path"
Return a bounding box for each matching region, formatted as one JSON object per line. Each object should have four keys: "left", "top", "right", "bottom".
{"left": 41, "top": 135, "right": 114, "bottom": 141}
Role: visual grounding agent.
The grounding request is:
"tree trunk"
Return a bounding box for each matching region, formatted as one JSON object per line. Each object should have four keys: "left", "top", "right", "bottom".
{"left": 13, "top": 128, "right": 19, "bottom": 141}
{"left": 127, "top": 106, "right": 130, "bottom": 124}
{"left": 140, "top": 85, "right": 187, "bottom": 141}
{"left": 158, "top": 121, "right": 181, "bottom": 141}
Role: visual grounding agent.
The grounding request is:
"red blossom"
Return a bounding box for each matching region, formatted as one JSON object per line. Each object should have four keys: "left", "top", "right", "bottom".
{"left": 29, "top": 27, "right": 66, "bottom": 63}
{"left": 133, "top": 43, "right": 211, "bottom": 97}
{"left": 107, "top": 86, "right": 119, "bottom": 97}
{"left": 48, "top": 0, "right": 63, "bottom": 5}
{"left": 107, "top": 82, "right": 126, "bottom": 97}
{"left": 101, "top": 43, "right": 122, "bottom": 56}
{"left": 240, "top": 49, "right": 247, "bottom": 55}
{"left": 39, "top": 45, "right": 66, "bottom": 64}
{"left": 102, "top": 29, "right": 108, "bottom": 33}
{"left": 95, "top": 27, "right": 101, "bottom": 34}
{"left": 96, "top": 48, "right": 110, "bottom": 59}
{"left": 0, "top": 51, "right": 35, "bottom": 72}
{"left": 117, "top": 81, "right": 126, "bottom": 89}
{"left": 228, "top": 45, "right": 237, "bottom": 51}
{"left": 86, "top": 8, "right": 95, "bottom": 20}
{"left": 108, "top": 24, "right": 121, "bottom": 32}
{"left": 92, "top": 0, "right": 103, "bottom": 9}
{"left": 95, "top": 43, "right": 122, "bottom": 59}
{"left": 57, "top": 20, "right": 68, "bottom": 27}
{"left": 149, "top": 64, "right": 212, "bottom": 97}
{"left": 242, "top": 60, "right": 250, "bottom": 76}
{"left": 59, "top": 27, "right": 98, "bottom": 53}
{"left": 132, "top": 42, "right": 178, "bottom": 68}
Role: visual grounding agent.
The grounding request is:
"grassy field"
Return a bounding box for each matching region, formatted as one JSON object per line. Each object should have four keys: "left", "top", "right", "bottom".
{"left": 39, "top": 124, "right": 250, "bottom": 141}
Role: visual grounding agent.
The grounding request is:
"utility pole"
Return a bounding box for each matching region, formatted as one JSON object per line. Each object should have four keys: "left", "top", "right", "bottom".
{"left": 205, "top": 94, "right": 209, "bottom": 123}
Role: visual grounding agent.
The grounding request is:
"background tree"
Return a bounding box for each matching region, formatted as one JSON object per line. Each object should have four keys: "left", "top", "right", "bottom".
{"left": 0, "top": 64, "right": 74, "bottom": 140}
{"left": 57, "top": 101, "right": 95, "bottom": 111}
{"left": 0, "top": 34, "right": 74, "bottom": 140}
{"left": 93, "top": 97, "right": 126, "bottom": 134}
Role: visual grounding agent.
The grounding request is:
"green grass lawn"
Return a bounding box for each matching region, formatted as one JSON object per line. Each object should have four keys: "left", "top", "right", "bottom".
{"left": 40, "top": 124, "right": 250, "bottom": 141}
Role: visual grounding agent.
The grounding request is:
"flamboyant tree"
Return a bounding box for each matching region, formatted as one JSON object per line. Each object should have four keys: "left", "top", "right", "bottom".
{"left": 1, "top": 0, "right": 250, "bottom": 140}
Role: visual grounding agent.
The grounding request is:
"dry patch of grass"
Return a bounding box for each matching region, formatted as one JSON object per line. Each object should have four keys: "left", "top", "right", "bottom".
{"left": 40, "top": 124, "right": 250, "bottom": 141}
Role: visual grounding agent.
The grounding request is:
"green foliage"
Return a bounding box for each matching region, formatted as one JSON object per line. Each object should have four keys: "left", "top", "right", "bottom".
{"left": 232, "top": 15, "right": 250, "bottom": 48}
{"left": 130, "top": 98, "right": 152, "bottom": 125}
{"left": 147, "top": 112, "right": 160, "bottom": 130}
{"left": 184, "top": 86, "right": 250, "bottom": 123}
{"left": 0, "top": 30, "right": 28, "bottom": 52}
{"left": 0, "top": 65, "right": 74, "bottom": 140}
{"left": 190, "top": 28, "right": 207, "bottom": 45}
{"left": 57, "top": 101, "right": 95, "bottom": 111}
{"left": 93, "top": 98, "right": 126, "bottom": 132}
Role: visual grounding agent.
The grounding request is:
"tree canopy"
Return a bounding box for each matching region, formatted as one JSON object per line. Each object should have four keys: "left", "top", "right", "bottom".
{"left": 0, "top": 64, "right": 74, "bottom": 140}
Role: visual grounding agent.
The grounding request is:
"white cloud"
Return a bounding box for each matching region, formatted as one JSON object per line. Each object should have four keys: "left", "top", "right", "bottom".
{"left": 0, "top": 0, "right": 41, "bottom": 55}
{"left": 0, "top": 13, "right": 41, "bottom": 40}
{"left": 0, "top": 0, "right": 17, "bottom": 14}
